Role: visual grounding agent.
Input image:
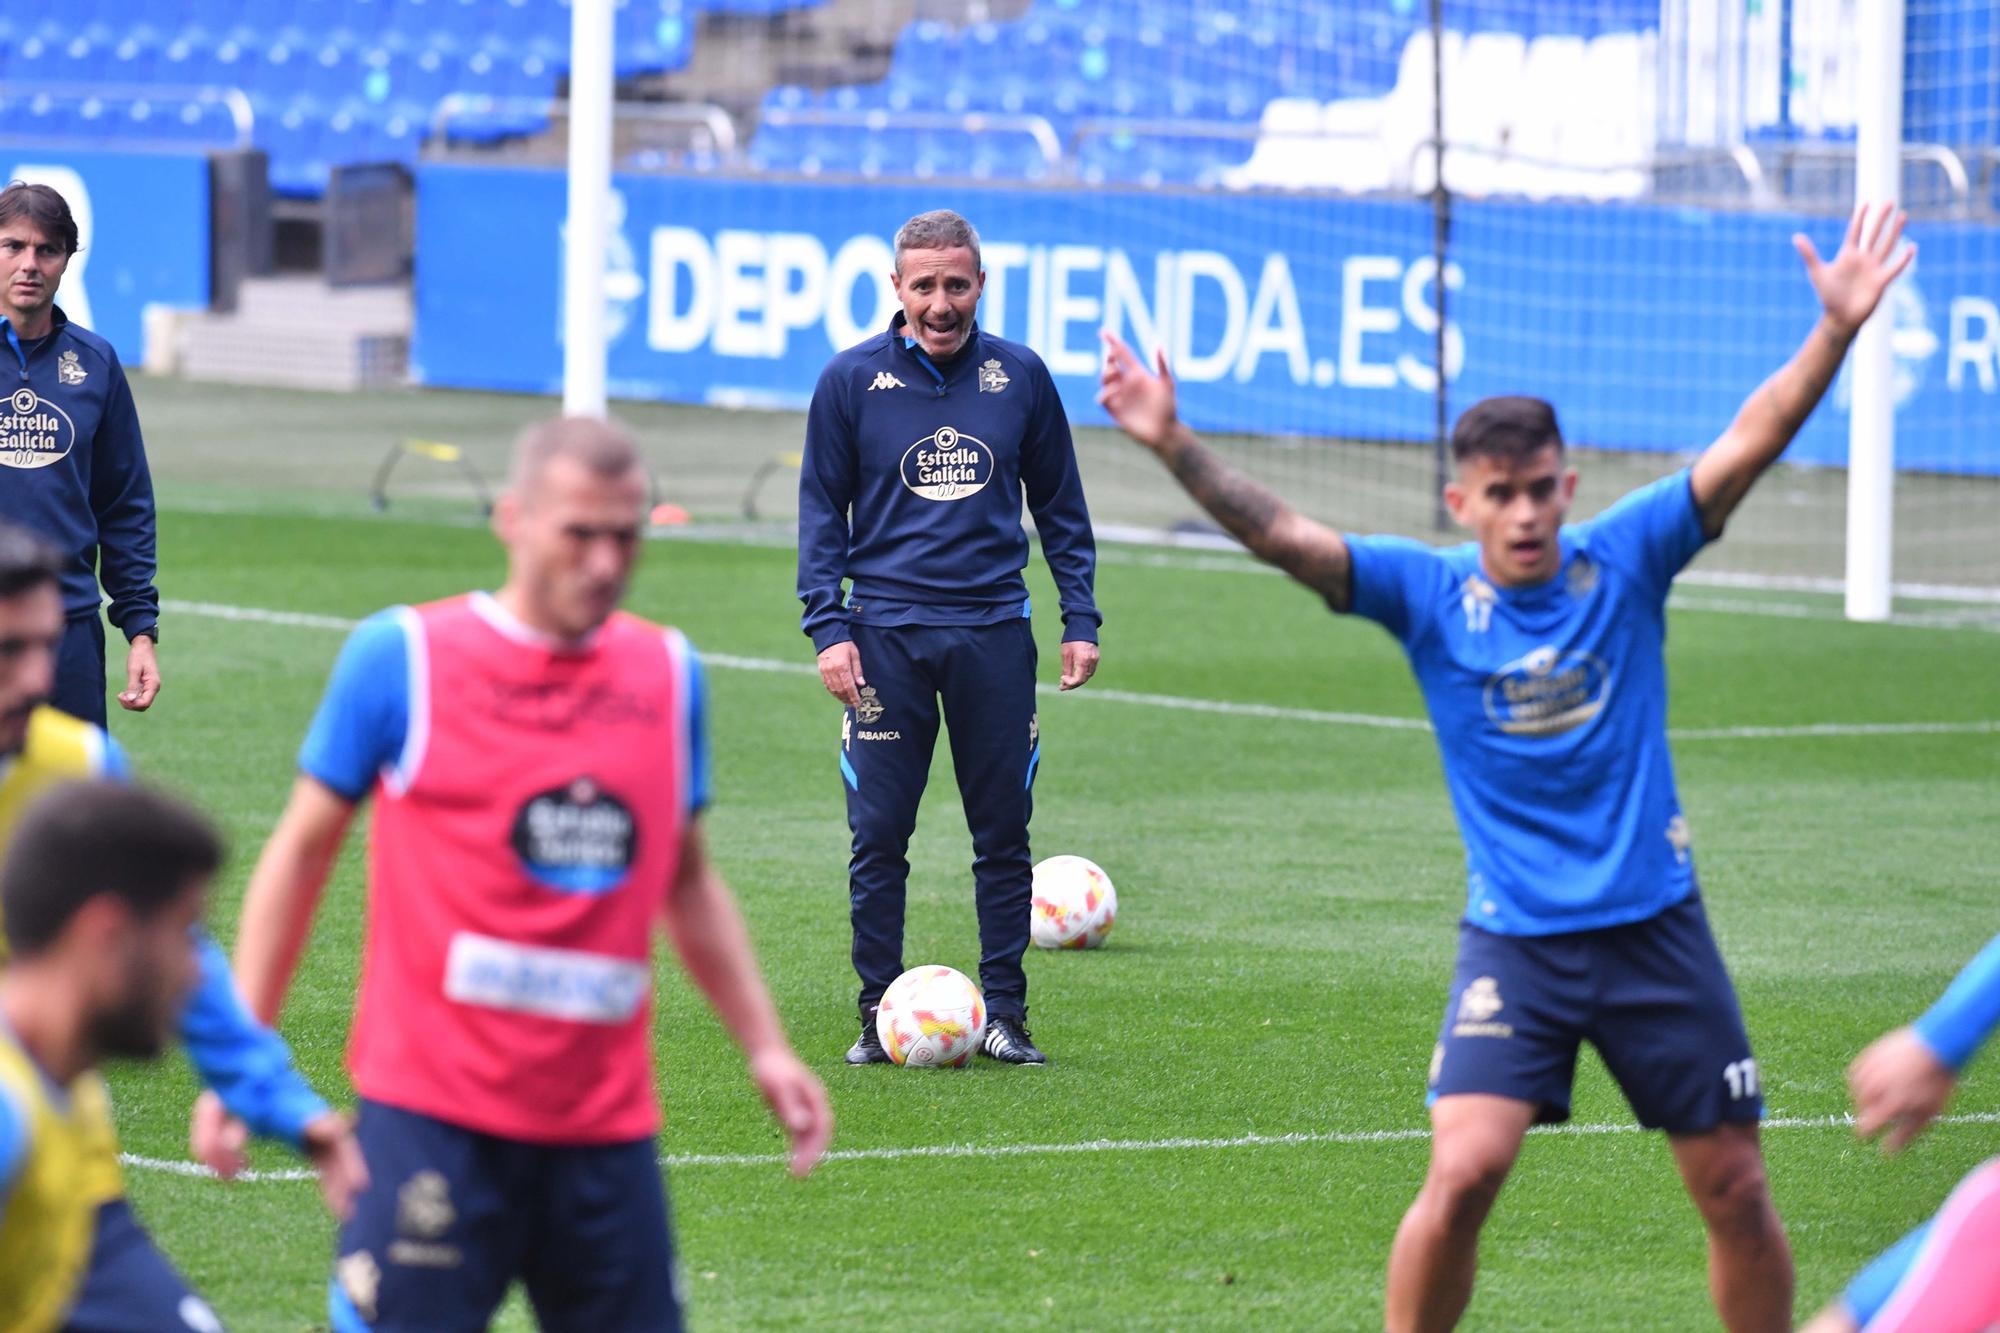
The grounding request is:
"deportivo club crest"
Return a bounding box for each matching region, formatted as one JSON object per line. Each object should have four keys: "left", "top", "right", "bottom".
{"left": 1566, "top": 554, "right": 1599, "bottom": 599}
{"left": 56, "top": 350, "right": 86, "bottom": 386}
{"left": 978, "top": 359, "right": 1010, "bottom": 393}
{"left": 397, "top": 1170, "right": 456, "bottom": 1239}
{"left": 855, "top": 685, "right": 885, "bottom": 725}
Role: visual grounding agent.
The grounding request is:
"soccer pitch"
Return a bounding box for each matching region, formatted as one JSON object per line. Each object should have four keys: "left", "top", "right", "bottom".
{"left": 107, "top": 379, "right": 1998, "bottom": 1330}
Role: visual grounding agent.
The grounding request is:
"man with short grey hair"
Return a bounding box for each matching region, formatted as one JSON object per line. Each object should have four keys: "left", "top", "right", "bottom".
{"left": 798, "top": 208, "right": 1101, "bottom": 1067}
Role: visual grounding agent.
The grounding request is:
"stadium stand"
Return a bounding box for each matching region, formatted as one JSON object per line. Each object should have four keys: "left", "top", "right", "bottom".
{"left": 0, "top": 1, "right": 1989, "bottom": 204}
{"left": 0, "top": 0, "right": 798, "bottom": 195}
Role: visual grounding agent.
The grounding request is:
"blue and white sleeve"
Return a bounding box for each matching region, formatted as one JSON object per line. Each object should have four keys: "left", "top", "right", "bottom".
{"left": 298, "top": 610, "right": 414, "bottom": 801}
{"left": 94, "top": 727, "right": 330, "bottom": 1146}
{"left": 1913, "top": 933, "right": 2000, "bottom": 1072}
{"left": 178, "top": 935, "right": 330, "bottom": 1150}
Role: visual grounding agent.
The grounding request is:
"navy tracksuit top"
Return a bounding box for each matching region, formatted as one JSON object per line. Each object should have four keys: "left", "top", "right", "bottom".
{"left": 797, "top": 313, "right": 1100, "bottom": 652}
{"left": 0, "top": 306, "right": 159, "bottom": 639}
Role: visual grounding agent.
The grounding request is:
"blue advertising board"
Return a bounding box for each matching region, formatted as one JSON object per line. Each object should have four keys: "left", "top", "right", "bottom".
{"left": 0, "top": 147, "right": 210, "bottom": 363}
{"left": 415, "top": 164, "right": 2000, "bottom": 474}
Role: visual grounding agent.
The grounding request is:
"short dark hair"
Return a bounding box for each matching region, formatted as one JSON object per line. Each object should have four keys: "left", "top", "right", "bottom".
{"left": 0, "top": 182, "right": 80, "bottom": 256}
{"left": 1451, "top": 396, "right": 1564, "bottom": 466}
{"left": 2, "top": 782, "right": 223, "bottom": 957}
{"left": 894, "top": 210, "right": 981, "bottom": 274}
{"left": 0, "top": 520, "right": 63, "bottom": 601}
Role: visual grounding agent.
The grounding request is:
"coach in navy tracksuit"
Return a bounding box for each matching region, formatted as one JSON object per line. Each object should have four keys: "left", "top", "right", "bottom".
{"left": 799, "top": 209, "right": 1099, "bottom": 1067}
{"left": 0, "top": 182, "right": 160, "bottom": 727}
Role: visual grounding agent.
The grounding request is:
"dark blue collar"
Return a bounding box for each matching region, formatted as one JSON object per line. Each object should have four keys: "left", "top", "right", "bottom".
{"left": 890, "top": 311, "right": 981, "bottom": 391}
{"left": 1, "top": 308, "right": 62, "bottom": 373}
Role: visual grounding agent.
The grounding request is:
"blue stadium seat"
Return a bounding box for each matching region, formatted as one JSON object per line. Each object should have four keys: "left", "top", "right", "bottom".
{"left": 103, "top": 33, "right": 161, "bottom": 86}
{"left": 49, "top": 33, "right": 114, "bottom": 86}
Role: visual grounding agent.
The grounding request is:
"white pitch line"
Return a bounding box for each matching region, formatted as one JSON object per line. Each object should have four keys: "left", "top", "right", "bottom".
{"left": 118, "top": 1109, "right": 2000, "bottom": 1184}
{"left": 160, "top": 600, "right": 1999, "bottom": 743}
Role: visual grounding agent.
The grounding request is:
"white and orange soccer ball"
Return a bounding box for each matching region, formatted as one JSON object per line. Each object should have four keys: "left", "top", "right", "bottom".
{"left": 1031, "top": 854, "right": 1118, "bottom": 950}
{"left": 875, "top": 965, "right": 986, "bottom": 1067}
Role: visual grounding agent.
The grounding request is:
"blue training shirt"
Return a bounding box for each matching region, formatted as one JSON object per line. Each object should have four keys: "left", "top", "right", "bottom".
{"left": 299, "top": 598, "right": 711, "bottom": 814}
{"left": 98, "top": 734, "right": 328, "bottom": 1148}
{"left": 1346, "top": 469, "right": 1711, "bottom": 936}
{"left": 1912, "top": 932, "right": 2000, "bottom": 1071}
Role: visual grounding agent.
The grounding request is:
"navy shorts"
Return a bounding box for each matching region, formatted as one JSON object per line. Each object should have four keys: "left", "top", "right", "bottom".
{"left": 1426, "top": 895, "right": 1762, "bottom": 1133}
{"left": 65, "top": 1198, "right": 224, "bottom": 1332}
{"left": 328, "top": 1100, "right": 683, "bottom": 1333}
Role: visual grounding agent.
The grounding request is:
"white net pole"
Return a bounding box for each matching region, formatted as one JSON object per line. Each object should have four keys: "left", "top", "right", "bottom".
{"left": 1844, "top": 0, "right": 1904, "bottom": 621}
{"left": 562, "top": 0, "right": 614, "bottom": 419}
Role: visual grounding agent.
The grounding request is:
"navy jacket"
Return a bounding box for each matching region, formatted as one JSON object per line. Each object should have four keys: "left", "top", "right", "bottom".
{"left": 798, "top": 314, "right": 1099, "bottom": 653}
{"left": 0, "top": 307, "right": 159, "bottom": 638}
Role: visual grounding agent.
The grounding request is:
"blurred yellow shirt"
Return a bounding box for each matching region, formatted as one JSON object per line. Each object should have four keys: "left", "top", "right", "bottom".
{"left": 0, "top": 1024, "right": 103, "bottom": 1333}
{"left": 0, "top": 706, "right": 128, "bottom": 1206}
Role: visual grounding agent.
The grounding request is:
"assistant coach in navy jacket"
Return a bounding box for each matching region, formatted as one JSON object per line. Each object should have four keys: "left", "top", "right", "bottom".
{"left": 798, "top": 209, "right": 1099, "bottom": 1068}
{"left": 0, "top": 182, "right": 160, "bottom": 726}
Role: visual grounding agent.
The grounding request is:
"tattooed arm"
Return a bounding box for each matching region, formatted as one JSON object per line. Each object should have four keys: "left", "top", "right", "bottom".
{"left": 1098, "top": 330, "right": 1352, "bottom": 611}
{"left": 1692, "top": 203, "right": 1911, "bottom": 537}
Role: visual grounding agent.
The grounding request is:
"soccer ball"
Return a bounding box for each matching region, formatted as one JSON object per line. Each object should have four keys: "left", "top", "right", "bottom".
{"left": 876, "top": 965, "right": 986, "bottom": 1067}
{"left": 1031, "top": 855, "right": 1117, "bottom": 950}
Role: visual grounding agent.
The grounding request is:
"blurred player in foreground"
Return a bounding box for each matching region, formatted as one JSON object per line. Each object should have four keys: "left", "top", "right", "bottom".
{"left": 1800, "top": 933, "right": 2000, "bottom": 1333}
{"left": 1101, "top": 204, "right": 1912, "bottom": 1332}
{"left": 0, "top": 781, "right": 222, "bottom": 1332}
{"left": 0, "top": 519, "right": 360, "bottom": 1332}
{"left": 234, "top": 416, "right": 831, "bottom": 1332}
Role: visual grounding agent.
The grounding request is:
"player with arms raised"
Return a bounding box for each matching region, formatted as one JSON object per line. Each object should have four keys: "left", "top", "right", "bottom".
{"left": 1100, "top": 204, "right": 1911, "bottom": 1332}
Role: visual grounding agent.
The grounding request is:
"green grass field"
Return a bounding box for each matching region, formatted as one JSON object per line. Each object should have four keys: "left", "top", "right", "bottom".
{"left": 92, "top": 380, "right": 2000, "bottom": 1330}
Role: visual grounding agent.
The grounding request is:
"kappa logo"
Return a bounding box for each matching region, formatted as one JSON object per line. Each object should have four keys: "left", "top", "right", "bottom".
{"left": 855, "top": 684, "right": 885, "bottom": 724}
{"left": 868, "top": 372, "right": 907, "bottom": 392}
{"left": 55, "top": 349, "right": 85, "bottom": 386}
{"left": 978, "top": 358, "right": 1010, "bottom": 393}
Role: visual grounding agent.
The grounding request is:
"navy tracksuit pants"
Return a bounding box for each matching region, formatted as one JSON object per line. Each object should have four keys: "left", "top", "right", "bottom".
{"left": 841, "top": 620, "right": 1039, "bottom": 1022}
{"left": 55, "top": 611, "right": 106, "bottom": 728}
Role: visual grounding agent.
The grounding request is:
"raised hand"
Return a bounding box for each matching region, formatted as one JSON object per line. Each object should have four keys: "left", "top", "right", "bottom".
{"left": 1097, "top": 329, "right": 1181, "bottom": 450}
{"left": 1793, "top": 201, "right": 1915, "bottom": 336}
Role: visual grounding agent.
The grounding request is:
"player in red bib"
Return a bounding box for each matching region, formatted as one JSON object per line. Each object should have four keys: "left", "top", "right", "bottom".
{"left": 233, "top": 417, "right": 831, "bottom": 1332}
